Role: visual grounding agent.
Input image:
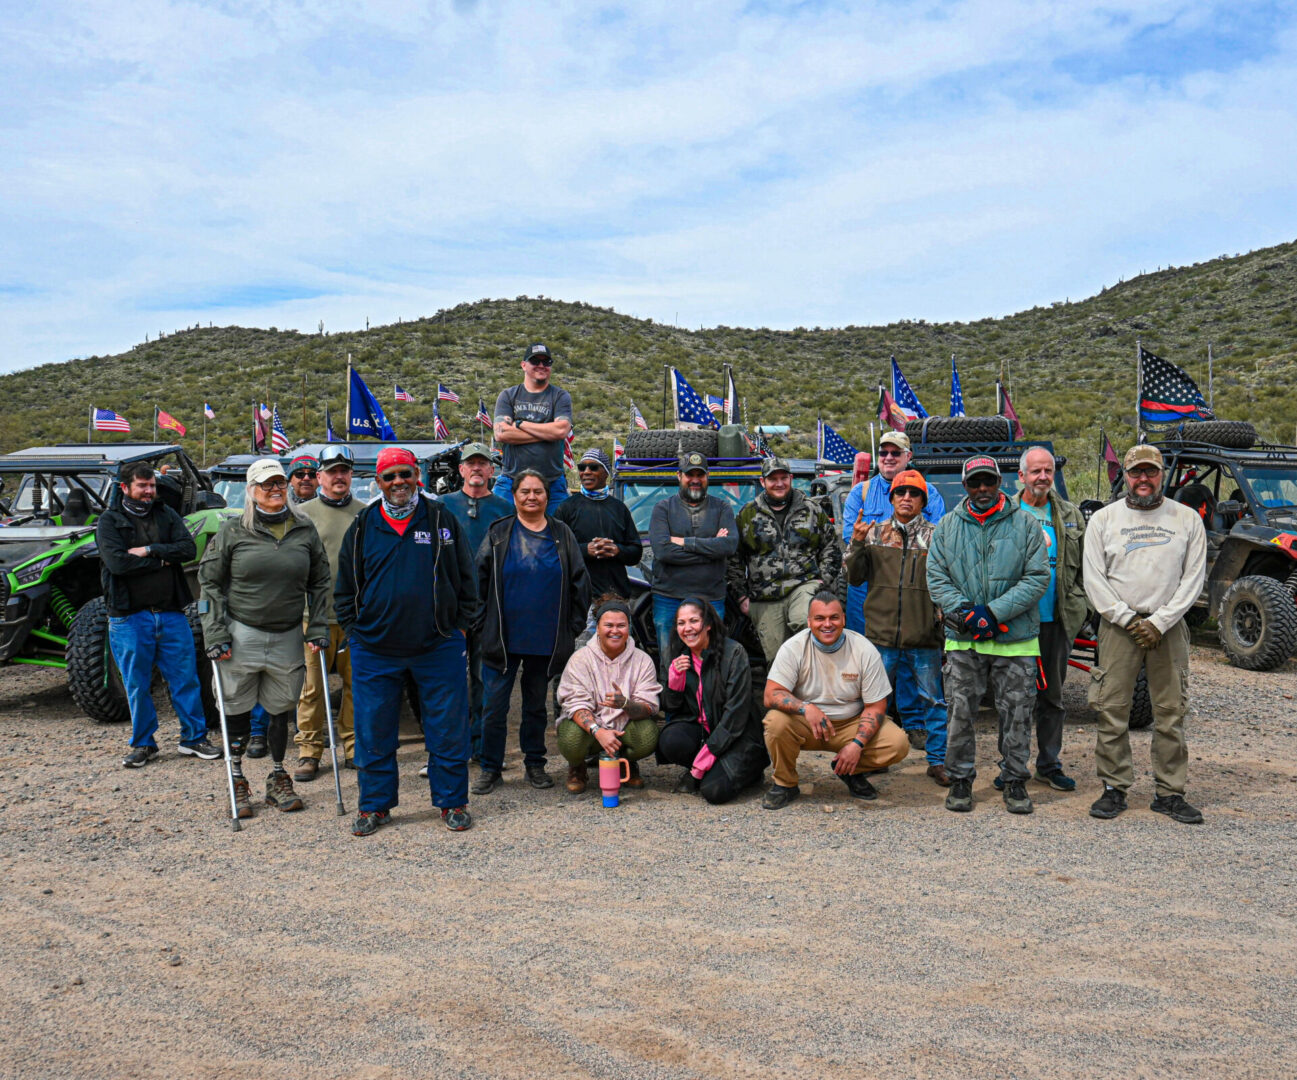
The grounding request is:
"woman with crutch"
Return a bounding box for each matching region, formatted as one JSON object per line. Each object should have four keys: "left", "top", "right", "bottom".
{"left": 199, "top": 458, "right": 332, "bottom": 818}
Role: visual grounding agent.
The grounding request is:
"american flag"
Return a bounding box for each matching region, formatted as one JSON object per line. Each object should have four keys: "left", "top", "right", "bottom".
{"left": 271, "top": 405, "right": 291, "bottom": 453}
{"left": 259, "top": 403, "right": 271, "bottom": 420}
{"left": 475, "top": 397, "right": 493, "bottom": 429}
{"left": 817, "top": 418, "right": 859, "bottom": 465}
{"left": 433, "top": 404, "right": 449, "bottom": 441}
{"left": 437, "top": 384, "right": 460, "bottom": 403}
{"left": 93, "top": 408, "right": 130, "bottom": 433}
{"left": 204, "top": 402, "right": 216, "bottom": 420}
{"left": 891, "top": 357, "right": 929, "bottom": 421}
{"left": 613, "top": 437, "right": 625, "bottom": 461}
{"left": 563, "top": 430, "right": 576, "bottom": 469}
{"left": 630, "top": 402, "right": 648, "bottom": 430}
{"left": 725, "top": 368, "right": 740, "bottom": 425}
{"left": 949, "top": 355, "right": 965, "bottom": 417}
{"left": 706, "top": 394, "right": 725, "bottom": 417}
{"left": 394, "top": 385, "right": 414, "bottom": 403}
{"left": 1139, "top": 346, "right": 1213, "bottom": 423}
{"left": 671, "top": 369, "right": 720, "bottom": 429}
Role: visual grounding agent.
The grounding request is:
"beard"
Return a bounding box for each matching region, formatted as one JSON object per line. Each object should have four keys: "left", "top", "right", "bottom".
{"left": 680, "top": 485, "right": 706, "bottom": 505}
{"left": 1127, "top": 492, "right": 1163, "bottom": 510}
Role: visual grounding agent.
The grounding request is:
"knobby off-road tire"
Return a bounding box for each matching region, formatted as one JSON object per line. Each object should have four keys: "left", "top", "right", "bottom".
{"left": 1178, "top": 420, "right": 1257, "bottom": 449}
{"left": 184, "top": 601, "right": 220, "bottom": 730}
{"left": 905, "top": 416, "right": 1015, "bottom": 444}
{"left": 66, "top": 596, "right": 130, "bottom": 724}
{"left": 1217, "top": 574, "right": 1297, "bottom": 671}
{"left": 624, "top": 428, "right": 718, "bottom": 459}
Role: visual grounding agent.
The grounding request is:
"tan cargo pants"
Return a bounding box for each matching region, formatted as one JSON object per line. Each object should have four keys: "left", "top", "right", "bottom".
{"left": 1090, "top": 617, "right": 1190, "bottom": 797}
{"left": 294, "top": 622, "right": 355, "bottom": 760}
{"left": 763, "top": 709, "right": 909, "bottom": 788}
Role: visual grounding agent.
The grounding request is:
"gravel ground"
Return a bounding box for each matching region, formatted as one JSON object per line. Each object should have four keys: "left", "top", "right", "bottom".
{"left": 2, "top": 639, "right": 1295, "bottom": 1080}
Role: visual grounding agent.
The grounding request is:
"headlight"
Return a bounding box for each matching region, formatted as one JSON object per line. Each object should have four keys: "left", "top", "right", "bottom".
{"left": 14, "top": 554, "right": 60, "bottom": 586}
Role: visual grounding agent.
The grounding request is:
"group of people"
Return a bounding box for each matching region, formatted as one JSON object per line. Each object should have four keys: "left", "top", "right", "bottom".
{"left": 99, "top": 341, "right": 1210, "bottom": 833}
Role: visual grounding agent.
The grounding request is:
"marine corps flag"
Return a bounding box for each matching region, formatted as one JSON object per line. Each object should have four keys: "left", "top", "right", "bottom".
{"left": 877, "top": 387, "right": 907, "bottom": 433}
{"left": 156, "top": 408, "right": 186, "bottom": 437}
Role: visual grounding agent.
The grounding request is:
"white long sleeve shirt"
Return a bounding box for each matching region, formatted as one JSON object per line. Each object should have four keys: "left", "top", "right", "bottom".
{"left": 1083, "top": 497, "right": 1207, "bottom": 634}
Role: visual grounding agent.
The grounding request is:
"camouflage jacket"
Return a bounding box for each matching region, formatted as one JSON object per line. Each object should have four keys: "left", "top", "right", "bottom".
{"left": 727, "top": 489, "right": 840, "bottom": 603}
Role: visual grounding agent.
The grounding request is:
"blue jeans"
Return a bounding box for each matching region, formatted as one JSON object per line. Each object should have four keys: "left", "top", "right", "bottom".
{"left": 479, "top": 653, "right": 551, "bottom": 774}
{"left": 845, "top": 583, "right": 868, "bottom": 634}
{"left": 250, "top": 704, "right": 267, "bottom": 738}
{"left": 876, "top": 645, "right": 947, "bottom": 766}
{"left": 493, "top": 473, "right": 568, "bottom": 510}
{"left": 467, "top": 632, "right": 485, "bottom": 759}
{"left": 652, "top": 595, "right": 725, "bottom": 666}
{"left": 108, "top": 609, "right": 207, "bottom": 749}
{"left": 350, "top": 636, "right": 470, "bottom": 812}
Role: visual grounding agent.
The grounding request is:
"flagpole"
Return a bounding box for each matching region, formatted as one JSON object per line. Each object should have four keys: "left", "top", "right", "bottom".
{"left": 153, "top": 405, "right": 157, "bottom": 442}
{"left": 1135, "top": 339, "right": 1142, "bottom": 442}
{"left": 1208, "top": 342, "right": 1214, "bottom": 411}
{"left": 661, "top": 366, "right": 669, "bottom": 429}
{"left": 203, "top": 414, "right": 207, "bottom": 468}
{"left": 87, "top": 406, "right": 93, "bottom": 444}
{"left": 1097, "top": 427, "right": 1103, "bottom": 498}
{"left": 345, "top": 354, "right": 352, "bottom": 444}
{"left": 869, "top": 422, "right": 876, "bottom": 467}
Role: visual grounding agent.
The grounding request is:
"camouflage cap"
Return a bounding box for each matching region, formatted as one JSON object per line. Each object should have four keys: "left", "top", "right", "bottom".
{"left": 1123, "top": 444, "right": 1164, "bottom": 471}
{"left": 879, "top": 431, "right": 911, "bottom": 451}
{"left": 761, "top": 455, "right": 791, "bottom": 478}
{"left": 678, "top": 450, "right": 709, "bottom": 474}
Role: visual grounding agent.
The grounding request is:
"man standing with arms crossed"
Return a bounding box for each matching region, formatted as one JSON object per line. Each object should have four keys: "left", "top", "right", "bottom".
{"left": 1083, "top": 444, "right": 1206, "bottom": 825}
{"left": 293, "top": 445, "right": 362, "bottom": 781}
{"left": 493, "top": 342, "right": 573, "bottom": 508}
{"left": 1011, "top": 446, "right": 1087, "bottom": 793}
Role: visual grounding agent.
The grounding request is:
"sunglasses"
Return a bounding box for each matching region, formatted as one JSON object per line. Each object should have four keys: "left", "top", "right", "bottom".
{"left": 259, "top": 478, "right": 287, "bottom": 490}
{"left": 878, "top": 448, "right": 905, "bottom": 458}
{"left": 526, "top": 358, "right": 553, "bottom": 368}
{"left": 576, "top": 463, "right": 604, "bottom": 472}
{"left": 964, "top": 476, "right": 999, "bottom": 489}
{"left": 893, "top": 487, "right": 923, "bottom": 499}
{"left": 291, "top": 470, "right": 317, "bottom": 480}
{"left": 379, "top": 469, "right": 416, "bottom": 482}
{"left": 1126, "top": 466, "right": 1161, "bottom": 479}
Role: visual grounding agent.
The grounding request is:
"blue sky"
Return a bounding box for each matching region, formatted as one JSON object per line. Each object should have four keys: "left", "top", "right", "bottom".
{"left": 1, "top": 0, "right": 1295, "bottom": 372}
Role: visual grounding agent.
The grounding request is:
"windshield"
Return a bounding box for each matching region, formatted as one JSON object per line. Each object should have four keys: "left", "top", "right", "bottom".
{"left": 618, "top": 478, "right": 760, "bottom": 532}
{"left": 213, "top": 479, "right": 246, "bottom": 509}
{"left": 10, "top": 474, "right": 110, "bottom": 513}
{"left": 1240, "top": 466, "right": 1297, "bottom": 508}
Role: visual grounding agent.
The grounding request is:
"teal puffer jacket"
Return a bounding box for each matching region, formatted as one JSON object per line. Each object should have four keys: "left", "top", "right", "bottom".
{"left": 926, "top": 495, "right": 1049, "bottom": 645}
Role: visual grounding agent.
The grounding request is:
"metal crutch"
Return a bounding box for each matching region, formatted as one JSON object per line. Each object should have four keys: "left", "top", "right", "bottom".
{"left": 211, "top": 663, "right": 242, "bottom": 832}
{"left": 319, "top": 649, "right": 346, "bottom": 816}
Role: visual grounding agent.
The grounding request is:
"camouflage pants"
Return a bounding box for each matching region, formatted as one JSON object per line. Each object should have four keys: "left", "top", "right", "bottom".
{"left": 943, "top": 649, "right": 1037, "bottom": 782}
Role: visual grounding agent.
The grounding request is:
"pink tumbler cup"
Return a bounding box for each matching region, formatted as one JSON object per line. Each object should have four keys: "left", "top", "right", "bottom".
{"left": 598, "top": 755, "right": 631, "bottom": 807}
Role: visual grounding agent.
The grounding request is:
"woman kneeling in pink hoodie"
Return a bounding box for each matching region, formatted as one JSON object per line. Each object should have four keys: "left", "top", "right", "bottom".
{"left": 556, "top": 595, "right": 662, "bottom": 794}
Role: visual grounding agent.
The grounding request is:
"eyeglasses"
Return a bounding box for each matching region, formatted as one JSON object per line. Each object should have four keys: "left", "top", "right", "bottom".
{"left": 259, "top": 478, "right": 288, "bottom": 491}
{"left": 877, "top": 448, "right": 905, "bottom": 458}
{"left": 1126, "top": 466, "right": 1161, "bottom": 479}
{"left": 291, "top": 470, "right": 317, "bottom": 480}
{"left": 576, "top": 463, "right": 604, "bottom": 473}
{"left": 379, "top": 469, "right": 416, "bottom": 482}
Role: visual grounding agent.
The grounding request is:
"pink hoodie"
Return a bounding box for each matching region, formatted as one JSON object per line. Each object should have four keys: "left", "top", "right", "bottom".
{"left": 556, "top": 636, "right": 662, "bottom": 733}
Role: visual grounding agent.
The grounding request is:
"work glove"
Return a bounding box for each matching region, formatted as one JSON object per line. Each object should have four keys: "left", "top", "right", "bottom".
{"left": 206, "top": 643, "right": 231, "bottom": 660}
{"left": 962, "top": 605, "right": 1006, "bottom": 641}
{"left": 1128, "top": 616, "right": 1163, "bottom": 650}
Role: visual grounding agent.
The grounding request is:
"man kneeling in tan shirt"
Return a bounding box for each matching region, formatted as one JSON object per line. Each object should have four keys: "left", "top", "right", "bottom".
{"left": 760, "top": 589, "right": 909, "bottom": 809}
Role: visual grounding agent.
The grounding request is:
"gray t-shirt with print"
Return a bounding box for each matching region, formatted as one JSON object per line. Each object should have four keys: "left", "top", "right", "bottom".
{"left": 494, "top": 383, "right": 574, "bottom": 480}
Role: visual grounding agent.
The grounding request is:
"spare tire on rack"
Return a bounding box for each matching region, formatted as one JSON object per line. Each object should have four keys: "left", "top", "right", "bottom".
{"left": 1175, "top": 420, "right": 1256, "bottom": 449}
{"left": 624, "top": 428, "right": 719, "bottom": 460}
{"left": 905, "top": 416, "right": 1015, "bottom": 444}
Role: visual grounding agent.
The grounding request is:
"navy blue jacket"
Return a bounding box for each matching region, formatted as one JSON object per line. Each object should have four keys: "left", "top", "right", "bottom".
{"left": 334, "top": 495, "right": 481, "bottom": 656}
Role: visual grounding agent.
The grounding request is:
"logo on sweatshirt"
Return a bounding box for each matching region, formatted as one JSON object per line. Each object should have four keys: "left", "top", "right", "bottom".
{"left": 439, "top": 528, "right": 454, "bottom": 544}
{"left": 1119, "top": 523, "right": 1175, "bottom": 553}
{"left": 413, "top": 530, "right": 432, "bottom": 545}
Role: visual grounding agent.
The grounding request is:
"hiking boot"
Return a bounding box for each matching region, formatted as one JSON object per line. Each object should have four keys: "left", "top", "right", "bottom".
{"left": 624, "top": 760, "right": 645, "bottom": 788}
{"left": 441, "top": 806, "right": 472, "bottom": 831}
{"left": 566, "top": 763, "right": 588, "bottom": 794}
{"left": 926, "top": 764, "right": 952, "bottom": 787}
{"left": 244, "top": 735, "right": 268, "bottom": 759}
{"left": 673, "top": 770, "right": 701, "bottom": 795}
{"left": 761, "top": 783, "right": 800, "bottom": 810}
{"left": 264, "top": 772, "right": 304, "bottom": 812}
{"left": 418, "top": 764, "right": 429, "bottom": 779}
{"left": 906, "top": 728, "right": 926, "bottom": 751}
{"left": 178, "top": 739, "right": 222, "bottom": 760}
{"left": 992, "top": 774, "right": 1005, "bottom": 791}
{"left": 352, "top": 809, "right": 391, "bottom": 836}
{"left": 122, "top": 746, "right": 157, "bottom": 769}
{"left": 840, "top": 773, "right": 878, "bottom": 800}
{"left": 1089, "top": 785, "right": 1127, "bottom": 819}
{"left": 1035, "top": 768, "right": 1076, "bottom": 792}
{"left": 1150, "top": 793, "right": 1203, "bottom": 825}
{"left": 232, "top": 777, "right": 255, "bottom": 819}
{"left": 470, "top": 770, "right": 502, "bottom": 795}
{"left": 1003, "top": 779, "right": 1034, "bottom": 815}
{"left": 293, "top": 757, "right": 320, "bottom": 783}
{"left": 525, "top": 765, "right": 554, "bottom": 789}
{"left": 945, "top": 777, "right": 973, "bottom": 813}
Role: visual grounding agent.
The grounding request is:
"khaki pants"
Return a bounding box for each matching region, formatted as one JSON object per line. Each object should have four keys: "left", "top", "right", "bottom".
{"left": 763, "top": 709, "right": 909, "bottom": 788}
{"left": 749, "top": 581, "right": 821, "bottom": 664}
{"left": 295, "top": 622, "right": 355, "bottom": 760}
{"left": 1091, "top": 617, "right": 1190, "bottom": 797}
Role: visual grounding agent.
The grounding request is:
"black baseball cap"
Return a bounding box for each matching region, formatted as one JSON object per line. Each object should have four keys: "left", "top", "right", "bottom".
{"left": 522, "top": 343, "right": 553, "bottom": 365}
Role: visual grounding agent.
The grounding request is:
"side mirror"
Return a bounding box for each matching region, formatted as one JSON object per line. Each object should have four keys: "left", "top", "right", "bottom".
{"left": 1216, "top": 499, "right": 1244, "bottom": 516}
{"left": 197, "top": 490, "right": 227, "bottom": 510}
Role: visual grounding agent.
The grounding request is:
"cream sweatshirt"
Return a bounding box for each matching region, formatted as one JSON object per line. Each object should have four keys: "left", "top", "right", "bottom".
{"left": 1083, "top": 497, "right": 1207, "bottom": 634}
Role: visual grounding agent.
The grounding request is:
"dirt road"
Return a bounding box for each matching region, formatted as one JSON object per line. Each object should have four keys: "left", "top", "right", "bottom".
{"left": 2, "top": 644, "right": 1295, "bottom": 1079}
